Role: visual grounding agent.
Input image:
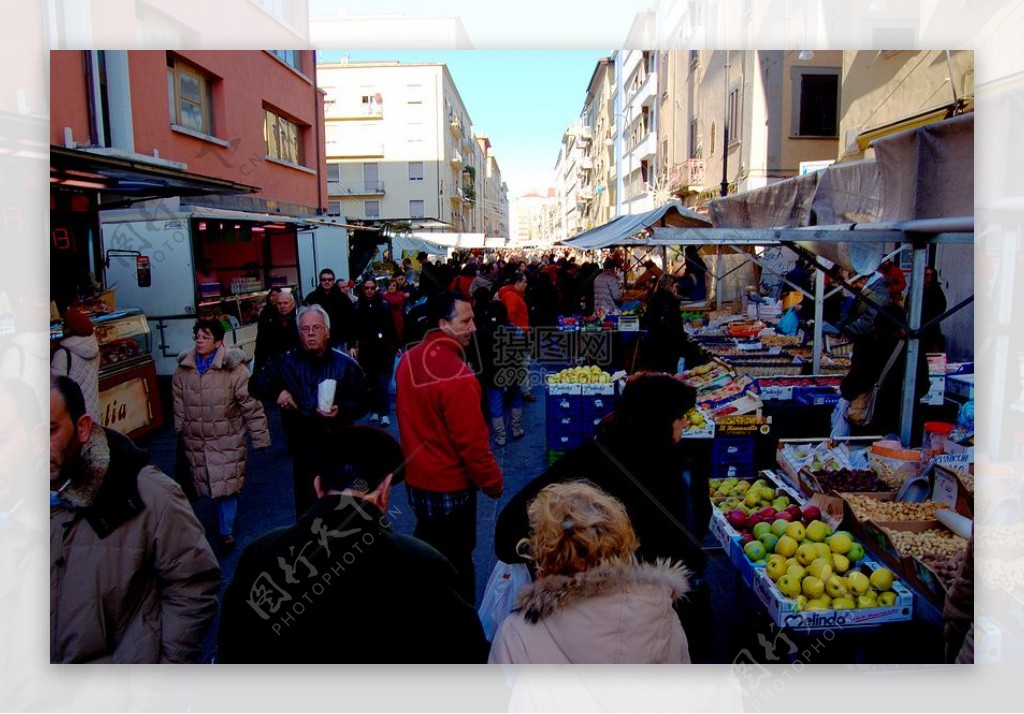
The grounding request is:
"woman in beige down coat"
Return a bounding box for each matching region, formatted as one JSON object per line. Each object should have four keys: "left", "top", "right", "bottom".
{"left": 488, "top": 481, "right": 692, "bottom": 664}
{"left": 173, "top": 319, "right": 269, "bottom": 548}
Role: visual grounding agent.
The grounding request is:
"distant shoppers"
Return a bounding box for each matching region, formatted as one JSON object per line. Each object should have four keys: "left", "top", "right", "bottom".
{"left": 253, "top": 287, "right": 299, "bottom": 376}
{"left": 921, "top": 266, "right": 948, "bottom": 353}
{"left": 488, "top": 481, "right": 692, "bottom": 664}
{"left": 49, "top": 308, "right": 101, "bottom": 420}
{"left": 173, "top": 319, "right": 270, "bottom": 549}
{"left": 836, "top": 267, "right": 891, "bottom": 339}
{"left": 352, "top": 278, "right": 401, "bottom": 426}
{"left": 218, "top": 426, "right": 489, "bottom": 663}
{"left": 305, "top": 268, "right": 356, "bottom": 349}
{"left": 498, "top": 271, "right": 536, "bottom": 403}
{"left": 50, "top": 376, "right": 220, "bottom": 662}
{"left": 250, "top": 304, "right": 372, "bottom": 518}
{"left": 476, "top": 300, "right": 526, "bottom": 446}
{"left": 641, "top": 274, "right": 690, "bottom": 374}
{"left": 592, "top": 258, "right": 622, "bottom": 314}
{"left": 395, "top": 292, "right": 503, "bottom": 603}
{"left": 676, "top": 246, "right": 708, "bottom": 302}
{"left": 381, "top": 278, "right": 408, "bottom": 348}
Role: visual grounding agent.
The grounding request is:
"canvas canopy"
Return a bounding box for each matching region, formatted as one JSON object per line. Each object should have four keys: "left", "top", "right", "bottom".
{"left": 561, "top": 200, "right": 711, "bottom": 250}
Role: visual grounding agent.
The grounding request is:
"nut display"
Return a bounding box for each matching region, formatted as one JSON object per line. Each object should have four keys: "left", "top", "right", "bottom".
{"left": 841, "top": 493, "right": 950, "bottom": 522}
{"left": 759, "top": 334, "right": 802, "bottom": 347}
{"left": 919, "top": 551, "right": 967, "bottom": 589}
{"left": 882, "top": 527, "right": 968, "bottom": 559}
{"left": 806, "top": 469, "right": 890, "bottom": 493}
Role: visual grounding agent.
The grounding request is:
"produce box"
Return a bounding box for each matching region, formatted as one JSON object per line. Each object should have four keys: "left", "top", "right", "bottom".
{"left": 836, "top": 491, "right": 899, "bottom": 538}
{"left": 751, "top": 559, "right": 914, "bottom": 632}
{"left": 946, "top": 373, "right": 974, "bottom": 400}
{"left": 715, "top": 413, "right": 771, "bottom": 437}
{"left": 580, "top": 382, "right": 616, "bottom": 396}
{"left": 679, "top": 405, "right": 715, "bottom": 439}
{"left": 797, "top": 467, "right": 891, "bottom": 498}
{"left": 905, "top": 556, "right": 950, "bottom": 606}
{"left": 546, "top": 383, "right": 582, "bottom": 396}
{"left": 775, "top": 437, "right": 881, "bottom": 492}
{"left": 860, "top": 519, "right": 969, "bottom": 583}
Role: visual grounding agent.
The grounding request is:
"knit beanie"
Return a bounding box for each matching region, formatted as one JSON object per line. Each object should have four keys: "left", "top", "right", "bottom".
{"left": 63, "top": 308, "right": 94, "bottom": 337}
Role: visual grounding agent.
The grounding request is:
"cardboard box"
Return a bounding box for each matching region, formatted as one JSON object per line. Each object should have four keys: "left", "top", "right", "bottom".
{"left": 751, "top": 559, "right": 914, "bottom": 632}
{"left": 679, "top": 405, "right": 715, "bottom": 439}
{"left": 859, "top": 519, "right": 952, "bottom": 579}
{"left": 546, "top": 383, "right": 582, "bottom": 396}
{"left": 580, "top": 382, "right": 615, "bottom": 396}
{"left": 716, "top": 413, "right": 771, "bottom": 436}
{"left": 775, "top": 437, "right": 880, "bottom": 491}
{"left": 837, "top": 491, "right": 900, "bottom": 539}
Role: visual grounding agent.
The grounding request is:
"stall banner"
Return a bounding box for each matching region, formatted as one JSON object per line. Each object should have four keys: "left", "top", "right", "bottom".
{"left": 99, "top": 376, "right": 155, "bottom": 435}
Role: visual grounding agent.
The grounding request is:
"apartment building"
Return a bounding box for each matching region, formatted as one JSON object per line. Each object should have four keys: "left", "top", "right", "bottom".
{"left": 317, "top": 60, "right": 506, "bottom": 235}
{"left": 615, "top": 50, "right": 661, "bottom": 215}
{"left": 511, "top": 190, "right": 557, "bottom": 246}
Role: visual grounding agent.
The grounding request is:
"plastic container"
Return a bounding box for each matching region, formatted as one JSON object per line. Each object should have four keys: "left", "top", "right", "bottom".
{"left": 922, "top": 421, "right": 954, "bottom": 460}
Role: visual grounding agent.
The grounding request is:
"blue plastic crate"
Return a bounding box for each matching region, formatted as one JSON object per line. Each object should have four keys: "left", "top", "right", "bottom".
{"left": 793, "top": 386, "right": 841, "bottom": 407}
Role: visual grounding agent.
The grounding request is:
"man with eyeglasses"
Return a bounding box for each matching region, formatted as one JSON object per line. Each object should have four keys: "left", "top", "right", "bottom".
{"left": 304, "top": 268, "right": 355, "bottom": 350}
{"left": 250, "top": 304, "right": 372, "bottom": 518}
{"left": 352, "top": 278, "right": 400, "bottom": 427}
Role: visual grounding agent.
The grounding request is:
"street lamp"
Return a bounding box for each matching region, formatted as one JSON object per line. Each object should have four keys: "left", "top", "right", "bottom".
{"left": 720, "top": 50, "right": 730, "bottom": 199}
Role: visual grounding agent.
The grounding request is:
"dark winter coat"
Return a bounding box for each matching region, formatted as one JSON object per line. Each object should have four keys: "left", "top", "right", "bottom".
{"left": 173, "top": 345, "right": 270, "bottom": 499}
{"left": 217, "top": 495, "right": 489, "bottom": 663}
{"left": 253, "top": 305, "right": 300, "bottom": 376}
{"left": 494, "top": 433, "right": 709, "bottom": 575}
{"left": 354, "top": 293, "right": 400, "bottom": 368}
{"left": 305, "top": 285, "right": 356, "bottom": 348}
{"left": 840, "top": 334, "right": 929, "bottom": 436}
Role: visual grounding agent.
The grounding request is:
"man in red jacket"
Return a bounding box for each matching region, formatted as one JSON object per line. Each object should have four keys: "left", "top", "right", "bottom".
{"left": 395, "top": 291, "right": 503, "bottom": 604}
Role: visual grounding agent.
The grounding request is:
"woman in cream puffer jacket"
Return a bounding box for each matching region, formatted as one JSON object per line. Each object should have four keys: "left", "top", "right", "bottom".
{"left": 173, "top": 320, "right": 269, "bottom": 546}
{"left": 488, "top": 481, "right": 692, "bottom": 664}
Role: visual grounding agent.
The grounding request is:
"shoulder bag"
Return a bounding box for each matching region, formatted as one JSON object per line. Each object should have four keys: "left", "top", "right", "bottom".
{"left": 846, "top": 340, "right": 904, "bottom": 427}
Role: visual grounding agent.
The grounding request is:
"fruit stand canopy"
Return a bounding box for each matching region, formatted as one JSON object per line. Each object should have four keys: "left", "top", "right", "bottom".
{"left": 560, "top": 201, "right": 712, "bottom": 250}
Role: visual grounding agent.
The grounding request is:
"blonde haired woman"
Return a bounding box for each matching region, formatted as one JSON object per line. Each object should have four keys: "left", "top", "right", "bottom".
{"left": 488, "top": 481, "right": 692, "bottom": 664}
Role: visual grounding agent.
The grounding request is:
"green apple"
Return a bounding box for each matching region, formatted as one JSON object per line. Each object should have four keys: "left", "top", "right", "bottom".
{"left": 870, "top": 567, "right": 895, "bottom": 591}
{"left": 743, "top": 540, "right": 767, "bottom": 561}
{"left": 801, "top": 575, "right": 825, "bottom": 599}
{"left": 752, "top": 522, "right": 773, "bottom": 539}
{"left": 831, "top": 553, "right": 850, "bottom": 574}
{"left": 766, "top": 554, "right": 788, "bottom": 581}
{"left": 847, "top": 542, "right": 866, "bottom": 562}
{"left": 771, "top": 518, "right": 790, "bottom": 538}
{"left": 786, "top": 563, "right": 807, "bottom": 581}
{"left": 744, "top": 491, "right": 761, "bottom": 508}
{"left": 877, "top": 591, "right": 898, "bottom": 607}
{"left": 856, "top": 591, "right": 878, "bottom": 609}
{"left": 832, "top": 597, "right": 856, "bottom": 609}
{"left": 796, "top": 542, "right": 819, "bottom": 566}
{"left": 814, "top": 543, "right": 832, "bottom": 561}
{"left": 776, "top": 574, "right": 801, "bottom": 599}
{"left": 827, "top": 532, "right": 852, "bottom": 555}
{"left": 785, "top": 521, "right": 806, "bottom": 542}
{"left": 805, "top": 520, "right": 830, "bottom": 543}
{"left": 775, "top": 535, "right": 799, "bottom": 558}
{"left": 846, "top": 571, "right": 871, "bottom": 595}
{"left": 825, "top": 574, "right": 849, "bottom": 599}
{"left": 772, "top": 497, "right": 790, "bottom": 512}
{"left": 758, "top": 533, "right": 780, "bottom": 553}
{"left": 807, "top": 558, "right": 833, "bottom": 582}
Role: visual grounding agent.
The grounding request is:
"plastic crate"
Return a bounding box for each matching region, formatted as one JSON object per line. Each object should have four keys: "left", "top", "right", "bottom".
{"left": 793, "top": 386, "right": 841, "bottom": 407}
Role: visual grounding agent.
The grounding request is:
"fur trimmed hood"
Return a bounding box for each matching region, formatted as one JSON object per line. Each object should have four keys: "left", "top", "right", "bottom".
{"left": 59, "top": 425, "right": 148, "bottom": 512}
{"left": 515, "top": 559, "right": 691, "bottom": 623}
{"left": 177, "top": 344, "right": 250, "bottom": 371}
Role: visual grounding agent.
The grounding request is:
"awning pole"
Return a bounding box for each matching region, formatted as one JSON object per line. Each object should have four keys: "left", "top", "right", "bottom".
{"left": 900, "top": 242, "right": 926, "bottom": 445}
{"left": 812, "top": 267, "right": 823, "bottom": 374}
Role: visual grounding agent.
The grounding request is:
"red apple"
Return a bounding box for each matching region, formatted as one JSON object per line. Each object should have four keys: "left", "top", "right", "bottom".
{"left": 802, "top": 505, "right": 822, "bottom": 522}
{"left": 758, "top": 507, "right": 778, "bottom": 520}
{"left": 726, "top": 509, "right": 748, "bottom": 530}
{"left": 785, "top": 504, "right": 803, "bottom": 519}
{"left": 739, "top": 533, "right": 755, "bottom": 547}
{"left": 775, "top": 511, "right": 794, "bottom": 522}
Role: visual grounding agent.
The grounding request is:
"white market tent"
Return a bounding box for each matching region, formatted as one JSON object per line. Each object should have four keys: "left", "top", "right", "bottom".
{"left": 561, "top": 113, "right": 975, "bottom": 444}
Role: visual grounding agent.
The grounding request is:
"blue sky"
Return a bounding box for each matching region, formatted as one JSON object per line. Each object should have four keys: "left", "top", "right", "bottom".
{"left": 316, "top": 50, "right": 611, "bottom": 196}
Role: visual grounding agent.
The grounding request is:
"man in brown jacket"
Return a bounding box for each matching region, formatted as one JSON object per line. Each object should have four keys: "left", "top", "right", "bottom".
{"left": 50, "top": 376, "right": 220, "bottom": 663}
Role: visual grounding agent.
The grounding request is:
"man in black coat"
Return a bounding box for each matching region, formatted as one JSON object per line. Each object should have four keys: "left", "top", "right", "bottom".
{"left": 218, "top": 426, "right": 489, "bottom": 663}
{"left": 305, "top": 268, "right": 356, "bottom": 350}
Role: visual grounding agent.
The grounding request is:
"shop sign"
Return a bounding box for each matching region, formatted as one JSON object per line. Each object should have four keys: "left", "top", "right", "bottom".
{"left": 100, "top": 377, "right": 154, "bottom": 435}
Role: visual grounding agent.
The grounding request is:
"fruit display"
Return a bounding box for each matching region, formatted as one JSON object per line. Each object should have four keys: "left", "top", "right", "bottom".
{"left": 868, "top": 445, "right": 923, "bottom": 489}
{"left": 725, "top": 320, "right": 765, "bottom": 338}
{"left": 880, "top": 526, "right": 969, "bottom": 560}
{"left": 840, "top": 493, "right": 950, "bottom": 522}
{"left": 683, "top": 407, "right": 708, "bottom": 430}
{"left": 695, "top": 375, "right": 759, "bottom": 405}
{"left": 759, "top": 334, "right": 802, "bottom": 347}
{"left": 678, "top": 361, "right": 733, "bottom": 390}
{"left": 758, "top": 522, "right": 902, "bottom": 610}
{"left": 546, "top": 366, "right": 614, "bottom": 384}
{"left": 802, "top": 468, "right": 891, "bottom": 493}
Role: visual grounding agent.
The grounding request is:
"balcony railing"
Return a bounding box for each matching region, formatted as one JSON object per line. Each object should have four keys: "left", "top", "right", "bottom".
{"left": 450, "top": 152, "right": 463, "bottom": 166}
{"left": 330, "top": 180, "right": 385, "bottom": 196}
{"left": 668, "top": 159, "right": 705, "bottom": 190}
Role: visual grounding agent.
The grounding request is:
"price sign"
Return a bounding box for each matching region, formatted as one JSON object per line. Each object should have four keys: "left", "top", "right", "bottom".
{"left": 933, "top": 467, "right": 958, "bottom": 508}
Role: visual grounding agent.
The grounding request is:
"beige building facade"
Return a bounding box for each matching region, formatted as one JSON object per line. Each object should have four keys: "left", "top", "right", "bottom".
{"left": 317, "top": 60, "right": 506, "bottom": 234}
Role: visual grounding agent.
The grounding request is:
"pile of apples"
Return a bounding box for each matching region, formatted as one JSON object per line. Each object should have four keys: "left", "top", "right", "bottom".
{"left": 711, "top": 477, "right": 808, "bottom": 537}
{"left": 546, "top": 366, "right": 613, "bottom": 384}
{"left": 743, "top": 518, "right": 902, "bottom": 611}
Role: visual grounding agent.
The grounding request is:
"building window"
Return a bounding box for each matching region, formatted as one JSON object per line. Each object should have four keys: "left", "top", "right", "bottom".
{"left": 364, "top": 200, "right": 381, "bottom": 219}
{"left": 167, "top": 56, "right": 213, "bottom": 134}
{"left": 409, "top": 200, "right": 425, "bottom": 219}
{"left": 269, "top": 50, "right": 301, "bottom": 72}
{"left": 406, "top": 83, "right": 423, "bottom": 104}
{"left": 689, "top": 50, "right": 699, "bottom": 66}
{"left": 327, "top": 200, "right": 342, "bottom": 216}
{"left": 361, "top": 91, "right": 383, "bottom": 116}
{"left": 727, "top": 88, "right": 741, "bottom": 144}
{"left": 689, "top": 118, "right": 700, "bottom": 158}
{"left": 409, "top": 161, "right": 424, "bottom": 181}
{"left": 791, "top": 67, "right": 840, "bottom": 137}
{"left": 326, "top": 163, "right": 340, "bottom": 183}
{"left": 263, "top": 108, "right": 303, "bottom": 165}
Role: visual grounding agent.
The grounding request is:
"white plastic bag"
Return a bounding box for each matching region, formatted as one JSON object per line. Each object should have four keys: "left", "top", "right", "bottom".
{"left": 830, "top": 398, "right": 852, "bottom": 438}
{"left": 477, "top": 560, "right": 532, "bottom": 640}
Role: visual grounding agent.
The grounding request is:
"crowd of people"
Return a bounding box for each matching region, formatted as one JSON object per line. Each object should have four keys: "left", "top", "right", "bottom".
{"left": 44, "top": 246, "right": 968, "bottom": 665}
